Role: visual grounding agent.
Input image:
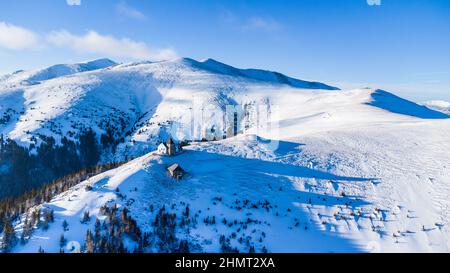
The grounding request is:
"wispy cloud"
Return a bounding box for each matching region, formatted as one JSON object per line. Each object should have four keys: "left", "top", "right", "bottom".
{"left": 66, "top": 0, "right": 81, "bottom": 6}
{"left": 115, "top": 1, "right": 147, "bottom": 21}
{"left": 0, "top": 21, "right": 39, "bottom": 50}
{"left": 219, "top": 9, "right": 283, "bottom": 33}
{"left": 367, "top": 0, "right": 382, "bottom": 6}
{"left": 219, "top": 9, "right": 238, "bottom": 24}
{"left": 242, "top": 17, "right": 283, "bottom": 32}
{"left": 0, "top": 20, "right": 177, "bottom": 61}
{"left": 47, "top": 30, "right": 177, "bottom": 61}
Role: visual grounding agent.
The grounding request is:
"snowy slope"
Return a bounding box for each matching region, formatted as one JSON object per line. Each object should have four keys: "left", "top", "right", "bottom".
{"left": 11, "top": 118, "right": 450, "bottom": 253}
{"left": 0, "top": 59, "right": 116, "bottom": 88}
{"left": 2, "top": 58, "right": 450, "bottom": 253}
{"left": 423, "top": 100, "right": 450, "bottom": 114}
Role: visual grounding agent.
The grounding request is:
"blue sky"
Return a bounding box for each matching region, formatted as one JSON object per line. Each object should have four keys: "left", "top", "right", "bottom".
{"left": 1, "top": 0, "right": 449, "bottom": 102}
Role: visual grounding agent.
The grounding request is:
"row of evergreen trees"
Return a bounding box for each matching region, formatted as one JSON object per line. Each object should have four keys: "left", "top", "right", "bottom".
{"left": 80, "top": 204, "right": 147, "bottom": 253}
{"left": 0, "top": 159, "right": 129, "bottom": 244}
{"left": 82, "top": 203, "right": 192, "bottom": 253}
{"left": 1, "top": 207, "right": 55, "bottom": 253}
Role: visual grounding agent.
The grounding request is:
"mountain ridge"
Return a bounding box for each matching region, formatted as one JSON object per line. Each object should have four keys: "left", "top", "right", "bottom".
{"left": 0, "top": 59, "right": 117, "bottom": 88}
{"left": 0, "top": 58, "right": 447, "bottom": 156}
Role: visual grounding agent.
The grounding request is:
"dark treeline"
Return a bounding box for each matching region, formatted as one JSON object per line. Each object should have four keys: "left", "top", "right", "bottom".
{"left": 0, "top": 160, "right": 128, "bottom": 253}
{"left": 1, "top": 207, "right": 55, "bottom": 252}
{"left": 82, "top": 203, "right": 192, "bottom": 253}
{"left": 0, "top": 129, "right": 102, "bottom": 198}
{"left": 0, "top": 126, "right": 135, "bottom": 252}
{"left": 0, "top": 159, "right": 128, "bottom": 237}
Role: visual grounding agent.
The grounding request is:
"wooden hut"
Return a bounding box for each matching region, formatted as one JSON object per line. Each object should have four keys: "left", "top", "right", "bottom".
{"left": 167, "top": 164, "right": 184, "bottom": 180}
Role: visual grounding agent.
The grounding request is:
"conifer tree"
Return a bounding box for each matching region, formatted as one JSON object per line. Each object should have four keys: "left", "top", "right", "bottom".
{"left": 1, "top": 218, "right": 17, "bottom": 253}
{"left": 85, "top": 229, "right": 94, "bottom": 253}
{"left": 62, "top": 220, "right": 69, "bottom": 231}
{"left": 60, "top": 234, "right": 66, "bottom": 248}
{"left": 81, "top": 211, "right": 90, "bottom": 224}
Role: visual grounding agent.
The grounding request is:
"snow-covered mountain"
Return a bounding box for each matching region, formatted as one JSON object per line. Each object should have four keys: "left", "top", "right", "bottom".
{"left": 0, "top": 59, "right": 117, "bottom": 88}
{"left": 423, "top": 100, "right": 450, "bottom": 114}
{"left": 1, "top": 58, "right": 450, "bottom": 253}
{"left": 0, "top": 57, "right": 338, "bottom": 151}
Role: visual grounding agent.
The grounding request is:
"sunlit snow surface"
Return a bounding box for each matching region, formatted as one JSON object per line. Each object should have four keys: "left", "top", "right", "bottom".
{"left": 423, "top": 100, "right": 450, "bottom": 115}
{"left": 2, "top": 58, "right": 450, "bottom": 253}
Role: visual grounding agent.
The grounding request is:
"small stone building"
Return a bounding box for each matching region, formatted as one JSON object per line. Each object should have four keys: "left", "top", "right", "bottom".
{"left": 167, "top": 164, "right": 184, "bottom": 180}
